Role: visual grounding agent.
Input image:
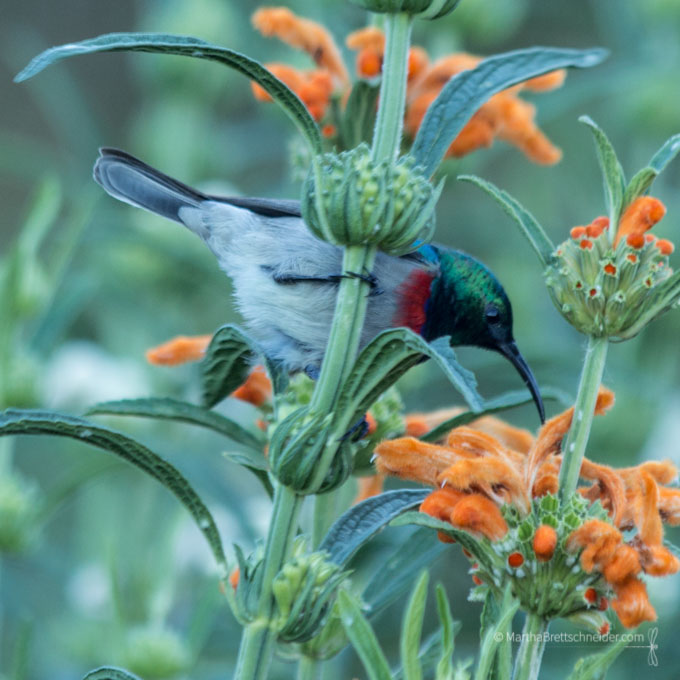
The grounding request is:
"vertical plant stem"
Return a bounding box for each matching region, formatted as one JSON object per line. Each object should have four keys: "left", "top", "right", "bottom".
{"left": 513, "top": 614, "right": 548, "bottom": 680}
{"left": 234, "top": 485, "right": 302, "bottom": 680}
{"left": 297, "top": 656, "right": 322, "bottom": 680}
{"left": 558, "top": 336, "right": 609, "bottom": 502}
{"left": 371, "top": 12, "right": 412, "bottom": 163}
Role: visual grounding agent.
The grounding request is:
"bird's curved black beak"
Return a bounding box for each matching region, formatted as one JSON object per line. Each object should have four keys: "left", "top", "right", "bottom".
{"left": 498, "top": 341, "right": 545, "bottom": 423}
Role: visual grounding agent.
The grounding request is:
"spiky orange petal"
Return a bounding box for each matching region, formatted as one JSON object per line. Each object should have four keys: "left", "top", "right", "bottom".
{"left": 145, "top": 335, "right": 212, "bottom": 366}
{"left": 231, "top": 366, "right": 272, "bottom": 406}
{"left": 375, "top": 437, "right": 456, "bottom": 486}
{"left": 611, "top": 578, "right": 657, "bottom": 628}
{"left": 449, "top": 493, "right": 508, "bottom": 541}
{"left": 614, "top": 197, "right": 667, "bottom": 247}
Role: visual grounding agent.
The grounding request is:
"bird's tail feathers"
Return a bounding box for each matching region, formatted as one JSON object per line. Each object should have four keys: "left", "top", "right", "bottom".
{"left": 93, "top": 148, "right": 208, "bottom": 224}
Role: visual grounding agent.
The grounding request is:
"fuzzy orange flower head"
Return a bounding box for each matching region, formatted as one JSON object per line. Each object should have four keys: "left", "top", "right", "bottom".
{"left": 547, "top": 196, "right": 679, "bottom": 339}
{"left": 251, "top": 7, "right": 567, "bottom": 163}
{"left": 376, "top": 386, "right": 680, "bottom": 628}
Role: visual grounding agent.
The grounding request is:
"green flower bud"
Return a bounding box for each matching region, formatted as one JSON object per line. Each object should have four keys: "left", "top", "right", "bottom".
{"left": 545, "top": 222, "right": 679, "bottom": 339}
{"left": 302, "top": 145, "right": 442, "bottom": 255}
{"left": 124, "top": 625, "right": 191, "bottom": 680}
{"left": 348, "top": 0, "right": 462, "bottom": 20}
{"left": 269, "top": 408, "right": 352, "bottom": 493}
{"left": 272, "top": 537, "right": 348, "bottom": 643}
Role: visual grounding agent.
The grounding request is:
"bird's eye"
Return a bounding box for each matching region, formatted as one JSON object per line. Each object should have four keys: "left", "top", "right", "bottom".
{"left": 485, "top": 306, "right": 501, "bottom": 323}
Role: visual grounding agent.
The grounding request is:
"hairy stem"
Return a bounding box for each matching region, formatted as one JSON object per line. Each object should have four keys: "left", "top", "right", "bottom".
{"left": 371, "top": 12, "right": 412, "bottom": 164}
{"left": 297, "top": 656, "right": 322, "bottom": 680}
{"left": 558, "top": 336, "right": 609, "bottom": 502}
{"left": 513, "top": 614, "right": 548, "bottom": 680}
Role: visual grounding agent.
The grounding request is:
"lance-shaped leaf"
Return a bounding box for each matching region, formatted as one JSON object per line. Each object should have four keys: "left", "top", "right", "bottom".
{"left": 411, "top": 47, "right": 608, "bottom": 177}
{"left": 201, "top": 324, "right": 286, "bottom": 408}
{"left": 15, "top": 32, "right": 322, "bottom": 154}
{"left": 565, "top": 637, "right": 629, "bottom": 680}
{"left": 474, "top": 586, "right": 518, "bottom": 680}
{"left": 83, "top": 669, "right": 143, "bottom": 680}
{"left": 363, "top": 528, "right": 445, "bottom": 614}
{"left": 338, "top": 590, "right": 393, "bottom": 680}
{"left": 391, "top": 511, "right": 482, "bottom": 557}
{"left": 336, "top": 328, "right": 482, "bottom": 433}
{"left": 421, "top": 386, "right": 571, "bottom": 443}
{"left": 401, "top": 571, "right": 430, "bottom": 680}
{"left": 579, "top": 116, "right": 626, "bottom": 223}
{"left": 87, "top": 397, "right": 265, "bottom": 450}
{"left": 435, "top": 584, "right": 457, "bottom": 680}
{"left": 459, "top": 175, "right": 555, "bottom": 267}
{"left": 623, "top": 133, "right": 680, "bottom": 209}
{"left": 0, "top": 409, "right": 227, "bottom": 578}
{"left": 341, "top": 81, "right": 380, "bottom": 149}
{"left": 320, "top": 489, "right": 429, "bottom": 566}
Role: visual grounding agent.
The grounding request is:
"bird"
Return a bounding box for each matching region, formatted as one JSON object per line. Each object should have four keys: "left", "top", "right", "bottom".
{"left": 93, "top": 147, "right": 544, "bottom": 421}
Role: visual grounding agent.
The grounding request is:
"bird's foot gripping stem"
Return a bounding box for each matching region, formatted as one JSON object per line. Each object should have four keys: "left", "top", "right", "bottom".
{"left": 270, "top": 267, "right": 382, "bottom": 296}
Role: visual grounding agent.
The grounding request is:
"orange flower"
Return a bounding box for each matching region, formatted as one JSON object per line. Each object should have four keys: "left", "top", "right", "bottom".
{"left": 145, "top": 334, "right": 212, "bottom": 365}
{"left": 614, "top": 197, "right": 667, "bottom": 248}
{"left": 231, "top": 366, "right": 272, "bottom": 406}
{"left": 251, "top": 8, "right": 565, "bottom": 165}
{"left": 375, "top": 386, "right": 680, "bottom": 628}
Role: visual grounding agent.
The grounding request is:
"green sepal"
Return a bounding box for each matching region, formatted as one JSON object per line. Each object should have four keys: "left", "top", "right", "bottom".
{"left": 458, "top": 175, "right": 555, "bottom": 267}
{"left": 320, "top": 489, "right": 429, "bottom": 566}
{"left": 579, "top": 116, "right": 626, "bottom": 223}
{"left": 201, "top": 324, "right": 287, "bottom": 409}
{"left": 15, "top": 32, "right": 322, "bottom": 154}
{"left": 412, "top": 47, "right": 608, "bottom": 177}
{"left": 338, "top": 590, "right": 393, "bottom": 680}
{"left": 0, "top": 409, "right": 228, "bottom": 579}
{"left": 87, "top": 397, "right": 265, "bottom": 450}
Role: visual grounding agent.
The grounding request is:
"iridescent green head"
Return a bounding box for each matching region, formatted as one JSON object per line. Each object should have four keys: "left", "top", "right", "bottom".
{"left": 422, "top": 247, "right": 544, "bottom": 422}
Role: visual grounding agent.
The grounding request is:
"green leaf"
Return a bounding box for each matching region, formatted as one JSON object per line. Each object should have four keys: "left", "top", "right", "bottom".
{"left": 474, "top": 587, "right": 518, "bottom": 680}
{"left": 458, "top": 175, "right": 555, "bottom": 267}
{"left": 222, "top": 450, "right": 273, "bottom": 498}
{"left": 565, "top": 637, "right": 629, "bottom": 680}
{"left": 421, "top": 386, "right": 571, "bottom": 443}
{"left": 0, "top": 409, "right": 227, "bottom": 577}
{"left": 82, "top": 669, "right": 143, "bottom": 680}
{"left": 391, "top": 512, "right": 483, "bottom": 557}
{"left": 201, "top": 324, "right": 287, "bottom": 408}
{"left": 338, "top": 590, "right": 393, "bottom": 680}
{"left": 579, "top": 116, "right": 626, "bottom": 222}
{"left": 87, "top": 397, "right": 265, "bottom": 450}
{"left": 320, "top": 489, "right": 429, "bottom": 566}
{"left": 336, "top": 327, "right": 483, "bottom": 433}
{"left": 412, "top": 47, "right": 608, "bottom": 177}
{"left": 341, "top": 81, "right": 380, "bottom": 148}
{"left": 623, "top": 134, "right": 680, "bottom": 209}
{"left": 401, "top": 571, "right": 430, "bottom": 680}
{"left": 363, "top": 528, "right": 445, "bottom": 614}
{"left": 15, "top": 32, "right": 322, "bottom": 154}
{"left": 435, "top": 584, "right": 456, "bottom": 680}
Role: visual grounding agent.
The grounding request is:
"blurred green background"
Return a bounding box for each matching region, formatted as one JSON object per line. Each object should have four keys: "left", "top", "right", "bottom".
{"left": 2, "top": 0, "right": 680, "bottom": 678}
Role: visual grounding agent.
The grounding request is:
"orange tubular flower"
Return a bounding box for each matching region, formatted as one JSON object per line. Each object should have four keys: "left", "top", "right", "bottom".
{"left": 375, "top": 386, "right": 680, "bottom": 628}
{"left": 146, "top": 334, "right": 212, "bottom": 366}
{"left": 231, "top": 366, "right": 272, "bottom": 406}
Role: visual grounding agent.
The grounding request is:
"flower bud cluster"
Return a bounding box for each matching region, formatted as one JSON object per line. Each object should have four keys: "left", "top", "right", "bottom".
{"left": 461, "top": 494, "right": 613, "bottom": 628}
{"left": 545, "top": 200, "right": 678, "bottom": 339}
{"left": 302, "top": 144, "right": 441, "bottom": 255}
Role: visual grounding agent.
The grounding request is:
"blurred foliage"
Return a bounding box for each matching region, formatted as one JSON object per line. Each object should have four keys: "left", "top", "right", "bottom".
{"left": 1, "top": 1, "right": 680, "bottom": 679}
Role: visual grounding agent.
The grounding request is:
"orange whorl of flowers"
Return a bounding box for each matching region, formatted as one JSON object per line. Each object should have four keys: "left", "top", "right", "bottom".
{"left": 231, "top": 365, "right": 272, "bottom": 406}
{"left": 145, "top": 334, "right": 212, "bottom": 366}
{"left": 376, "top": 386, "right": 680, "bottom": 628}
{"left": 252, "top": 7, "right": 349, "bottom": 87}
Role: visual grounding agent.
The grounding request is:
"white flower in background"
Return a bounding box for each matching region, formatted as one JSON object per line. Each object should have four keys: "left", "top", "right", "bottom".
{"left": 41, "top": 341, "right": 150, "bottom": 409}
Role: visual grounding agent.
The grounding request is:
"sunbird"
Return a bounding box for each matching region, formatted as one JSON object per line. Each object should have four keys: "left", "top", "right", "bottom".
{"left": 94, "top": 148, "right": 544, "bottom": 421}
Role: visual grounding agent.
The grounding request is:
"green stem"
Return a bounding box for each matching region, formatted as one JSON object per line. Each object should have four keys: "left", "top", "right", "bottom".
{"left": 512, "top": 614, "right": 548, "bottom": 680}
{"left": 558, "top": 336, "right": 609, "bottom": 502}
{"left": 297, "top": 656, "right": 322, "bottom": 680}
{"left": 234, "top": 485, "right": 302, "bottom": 680}
{"left": 371, "top": 12, "right": 412, "bottom": 163}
